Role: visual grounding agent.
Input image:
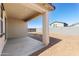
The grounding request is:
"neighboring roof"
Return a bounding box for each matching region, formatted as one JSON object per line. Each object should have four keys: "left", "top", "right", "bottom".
{"left": 69, "top": 23, "right": 79, "bottom": 27}
{"left": 3, "top": 3, "right": 55, "bottom": 21}
{"left": 50, "top": 21, "right": 68, "bottom": 25}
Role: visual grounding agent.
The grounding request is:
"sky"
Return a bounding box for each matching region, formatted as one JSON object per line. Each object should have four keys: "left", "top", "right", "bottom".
{"left": 28, "top": 3, "right": 79, "bottom": 28}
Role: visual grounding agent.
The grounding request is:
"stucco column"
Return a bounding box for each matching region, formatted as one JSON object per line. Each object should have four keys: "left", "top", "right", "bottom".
{"left": 42, "top": 12, "right": 49, "bottom": 46}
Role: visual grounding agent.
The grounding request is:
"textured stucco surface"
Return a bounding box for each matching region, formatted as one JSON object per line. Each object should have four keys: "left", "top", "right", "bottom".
{"left": 7, "top": 18, "right": 28, "bottom": 38}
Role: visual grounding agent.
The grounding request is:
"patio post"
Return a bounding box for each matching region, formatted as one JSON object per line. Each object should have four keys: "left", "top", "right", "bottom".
{"left": 42, "top": 12, "right": 49, "bottom": 46}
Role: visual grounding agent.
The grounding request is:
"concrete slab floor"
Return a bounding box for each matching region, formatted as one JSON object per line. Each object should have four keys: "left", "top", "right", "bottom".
{"left": 1, "top": 37, "right": 45, "bottom": 56}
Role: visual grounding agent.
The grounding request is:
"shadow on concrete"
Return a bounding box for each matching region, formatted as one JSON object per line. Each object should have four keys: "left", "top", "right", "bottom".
{"left": 28, "top": 34, "right": 61, "bottom": 56}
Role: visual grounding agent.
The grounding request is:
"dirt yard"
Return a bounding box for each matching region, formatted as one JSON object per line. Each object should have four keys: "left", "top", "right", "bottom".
{"left": 39, "top": 33, "right": 79, "bottom": 56}
{"left": 28, "top": 32, "right": 79, "bottom": 56}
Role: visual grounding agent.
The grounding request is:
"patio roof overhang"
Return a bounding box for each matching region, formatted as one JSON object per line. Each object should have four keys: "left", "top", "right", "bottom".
{"left": 3, "top": 3, "right": 55, "bottom": 21}
{"left": 3, "top": 3, "right": 55, "bottom": 46}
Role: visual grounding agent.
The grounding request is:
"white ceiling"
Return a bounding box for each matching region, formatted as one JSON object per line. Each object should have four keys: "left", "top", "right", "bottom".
{"left": 4, "top": 3, "right": 39, "bottom": 20}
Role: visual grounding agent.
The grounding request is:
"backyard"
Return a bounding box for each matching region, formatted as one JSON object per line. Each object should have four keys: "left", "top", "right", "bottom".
{"left": 28, "top": 26, "right": 79, "bottom": 55}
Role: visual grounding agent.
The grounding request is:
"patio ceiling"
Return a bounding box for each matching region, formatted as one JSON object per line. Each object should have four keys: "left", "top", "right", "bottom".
{"left": 4, "top": 3, "right": 54, "bottom": 21}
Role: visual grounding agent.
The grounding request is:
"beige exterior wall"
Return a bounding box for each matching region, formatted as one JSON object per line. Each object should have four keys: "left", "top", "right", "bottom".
{"left": 0, "top": 14, "right": 28, "bottom": 55}
{"left": 7, "top": 18, "right": 28, "bottom": 38}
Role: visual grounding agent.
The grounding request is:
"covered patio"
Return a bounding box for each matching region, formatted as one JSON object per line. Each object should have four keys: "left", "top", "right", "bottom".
{"left": 0, "top": 3, "right": 55, "bottom": 55}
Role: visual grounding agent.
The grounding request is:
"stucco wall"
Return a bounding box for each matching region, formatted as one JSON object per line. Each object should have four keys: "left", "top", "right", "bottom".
{"left": 50, "top": 27, "right": 79, "bottom": 36}
{"left": 71, "top": 25, "right": 79, "bottom": 27}
{"left": 7, "top": 18, "right": 28, "bottom": 38}
{"left": 33, "top": 27, "right": 79, "bottom": 36}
